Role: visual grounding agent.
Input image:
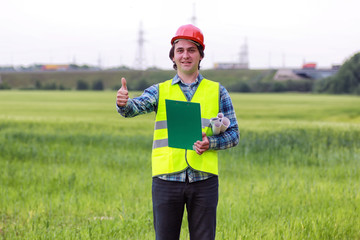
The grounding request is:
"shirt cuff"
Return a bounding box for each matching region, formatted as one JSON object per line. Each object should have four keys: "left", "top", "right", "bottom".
{"left": 207, "top": 136, "right": 217, "bottom": 150}
{"left": 116, "top": 101, "right": 129, "bottom": 116}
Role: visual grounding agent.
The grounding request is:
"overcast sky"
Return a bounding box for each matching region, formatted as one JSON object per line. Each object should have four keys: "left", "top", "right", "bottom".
{"left": 1, "top": 0, "right": 359, "bottom": 70}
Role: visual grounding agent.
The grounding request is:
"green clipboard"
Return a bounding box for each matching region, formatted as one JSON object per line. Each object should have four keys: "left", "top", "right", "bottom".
{"left": 165, "top": 99, "right": 202, "bottom": 150}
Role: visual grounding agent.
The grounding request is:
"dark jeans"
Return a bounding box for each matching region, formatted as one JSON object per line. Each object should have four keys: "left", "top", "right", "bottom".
{"left": 152, "top": 176, "right": 218, "bottom": 240}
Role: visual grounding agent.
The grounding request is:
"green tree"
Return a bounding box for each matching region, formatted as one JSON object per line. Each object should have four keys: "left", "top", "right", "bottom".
{"left": 136, "top": 78, "right": 148, "bottom": 91}
{"left": 314, "top": 52, "right": 360, "bottom": 94}
{"left": 59, "top": 84, "right": 67, "bottom": 90}
{"left": 271, "top": 82, "right": 286, "bottom": 92}
{"left": 0, "top": 82, "right": 11, "bottom": 90}
{"left": 43, "top": 82, "right": 57, "bottom": 90}
{"left": 92, "top": 80, "right": 104, "bottom": 91}
{"left": 228, "top": 82, "right": 251, "bottom": 92}
{"left": 286, "top": 80, "right": 313, "bottom": 92}
{"left": 76, "top": 80, "right": 89, "bottom": 90}
{"left": 35, "top": 80, "right": 42, "bottom": 89}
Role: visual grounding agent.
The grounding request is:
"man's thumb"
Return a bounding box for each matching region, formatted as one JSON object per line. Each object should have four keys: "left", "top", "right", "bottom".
{"left": 202, "top": 132, "right": 207, "bottom": 138}
{"left": 121, "top": 78, "right": 127, "bottom": 90}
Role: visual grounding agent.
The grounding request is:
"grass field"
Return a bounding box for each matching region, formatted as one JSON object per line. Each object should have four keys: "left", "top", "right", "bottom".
{"left": 0, "top": 91, "right": 359, "bottom": 239}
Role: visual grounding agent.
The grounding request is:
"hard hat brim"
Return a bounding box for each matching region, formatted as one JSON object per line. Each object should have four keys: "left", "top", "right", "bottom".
{"left": 171, "top": 36, "right": 205, "bottom": 50}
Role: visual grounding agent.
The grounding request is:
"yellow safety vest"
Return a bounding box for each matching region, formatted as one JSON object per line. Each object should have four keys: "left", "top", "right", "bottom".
{"left": 152, "top": 78, "right": 220, "bottom": 176}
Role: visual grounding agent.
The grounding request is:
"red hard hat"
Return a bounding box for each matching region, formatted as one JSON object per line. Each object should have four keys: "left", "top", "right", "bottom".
{"left": 171, "top": 24, "right": 205, "bottom": 50}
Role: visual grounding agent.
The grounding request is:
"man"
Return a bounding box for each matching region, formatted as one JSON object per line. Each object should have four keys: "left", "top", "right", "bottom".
{"left": 116, "top": 24, "right": 239, "bottom": 240}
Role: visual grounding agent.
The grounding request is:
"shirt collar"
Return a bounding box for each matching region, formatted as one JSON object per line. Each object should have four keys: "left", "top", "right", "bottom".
{"left": 171, "top": 74, "right": 204, "bottom": 85}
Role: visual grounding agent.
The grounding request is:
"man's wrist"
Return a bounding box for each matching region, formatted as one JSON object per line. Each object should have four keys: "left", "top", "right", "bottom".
{"left": 116, "top": 101, "right": 130, "bottom": 116}
{"left": 116, "top": 103, "right": 125, "bottom": 110}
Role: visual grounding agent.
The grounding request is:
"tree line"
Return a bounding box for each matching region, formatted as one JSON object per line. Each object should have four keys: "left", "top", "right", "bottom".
{"left": 1, "top": 53, "right": 359, "bottom": 94}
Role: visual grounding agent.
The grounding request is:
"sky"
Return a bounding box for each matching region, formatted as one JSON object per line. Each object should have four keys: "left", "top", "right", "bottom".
{"left": 1, "top": 0, "right": 360, "bottom": 70}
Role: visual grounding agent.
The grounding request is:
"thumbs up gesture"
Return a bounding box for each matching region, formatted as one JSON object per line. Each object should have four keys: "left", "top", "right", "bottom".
{"left": 117, "top": 77, "right": 129, "bottom": 107}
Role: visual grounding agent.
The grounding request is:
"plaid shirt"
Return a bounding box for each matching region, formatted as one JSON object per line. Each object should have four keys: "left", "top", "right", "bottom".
{"left": 117, "top": 74, "right": 239, "bottom": 182}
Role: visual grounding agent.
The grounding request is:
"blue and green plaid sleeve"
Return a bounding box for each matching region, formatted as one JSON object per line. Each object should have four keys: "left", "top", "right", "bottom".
{"left": 208, "top": 84, "right": 239, "bottom": 150}
{"left": 117, "top": 84, "right": 159, "bottom": 117}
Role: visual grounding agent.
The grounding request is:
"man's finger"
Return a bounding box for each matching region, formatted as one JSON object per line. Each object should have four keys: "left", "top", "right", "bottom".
{"left": 193, "top": 132, "right": 209, "bottom": 155}
{"left": 201, "top": 132, "right": 206, "bottom": 139}
{"left": 121, "top": 77, "right": 127, "bottom": 90}
{"left": 117, "top": 77, "right": 129, "bottom": 107}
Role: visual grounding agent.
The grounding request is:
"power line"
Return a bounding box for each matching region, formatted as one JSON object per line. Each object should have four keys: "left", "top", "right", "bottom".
{"left": 134, "top": 21, "right": 146, "bottom": 70}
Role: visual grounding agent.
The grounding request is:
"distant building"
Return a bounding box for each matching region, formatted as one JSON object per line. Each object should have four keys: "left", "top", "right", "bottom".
{"left": 213, "top": 63, "right": 249, "bottom": 70}
{"left": 292, "top": 69, "right": 338, "bottom": 80}
{"left": 214, "top": 38, "right": 249, "bottom": 70}
{"left": 302, "top": 63, "right": 317, "bottom": 69}
{"left": 0, "top": 66, "right": 16, "bottom": 72}
{"left": 273, "top": 69, "right": 307, "bottom": 81}
{"left": 41, "top": 64, "right": 70, "bottom": 71}
{"left": 331, "top": 65, "right": 341, "bottom": 70}
{"left": 274, "top": 62, "right": 340, "bottom": 81}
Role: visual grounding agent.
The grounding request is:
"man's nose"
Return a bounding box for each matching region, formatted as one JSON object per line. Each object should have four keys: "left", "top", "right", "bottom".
{"left": 183, "top": 51, "right": 189, "bottom": 58}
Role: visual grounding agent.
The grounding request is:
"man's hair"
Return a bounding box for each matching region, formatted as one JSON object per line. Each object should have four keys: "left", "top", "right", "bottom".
{"left": 169, "top": 43, "right": 205, "bottom": 70}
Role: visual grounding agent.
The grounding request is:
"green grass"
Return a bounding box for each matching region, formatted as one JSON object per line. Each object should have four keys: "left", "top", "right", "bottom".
{"left": 1, "top": 91, "right": 360, "bottom": 239}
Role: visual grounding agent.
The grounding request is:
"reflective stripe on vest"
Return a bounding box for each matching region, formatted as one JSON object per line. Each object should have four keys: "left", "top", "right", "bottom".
{"left": 151, "top": 78, "right": 220, "bottom": 176}
{"left": 153, "top": 118, "right": 211, "bottom": 149}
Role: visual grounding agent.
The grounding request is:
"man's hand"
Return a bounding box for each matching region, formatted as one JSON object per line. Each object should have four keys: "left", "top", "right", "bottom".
{"left": 117, "top": 78, "right": 129, "bottom": 107}
{"left": 194, "top": 132, "right": 209, "bottom": 155}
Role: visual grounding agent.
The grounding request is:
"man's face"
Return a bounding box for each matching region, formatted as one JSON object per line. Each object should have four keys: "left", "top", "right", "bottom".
{"left": 172, "top": 40, "right": 203, "bottom": 74}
